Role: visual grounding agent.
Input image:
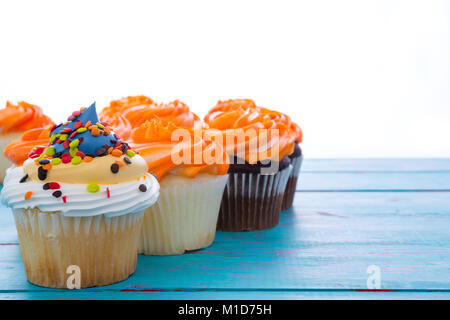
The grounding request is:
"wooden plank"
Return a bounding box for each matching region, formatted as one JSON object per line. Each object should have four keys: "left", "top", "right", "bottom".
{"left": 0, "top": 192, "right": 449, "bottom": 296}
{"left": 1, "top": 290, "right": 449, "bottom": 300}
{"left": 302, "top": 158, "right": 450, "bottom": 172}
{"left": 298, "top": 172, "right": 450, "bottom": 191}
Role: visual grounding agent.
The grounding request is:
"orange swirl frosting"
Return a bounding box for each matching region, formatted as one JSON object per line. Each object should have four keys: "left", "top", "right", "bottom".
{"left": 99, "top": 106, "right": 132, "bottom": 140}
{"left": 107, "top": 96, "right": 201, "bottom": 129}
{"left": 204, "top": 99, "right": 302, "bottom": 163}
{"left": 0, "top": 101, "right": 53, "bottom": 134}
{"left": 4, "top": 126, "right": 52, "bottom": 166}
{"left": 130, "top": 119, "right": 229, "bottom": 181}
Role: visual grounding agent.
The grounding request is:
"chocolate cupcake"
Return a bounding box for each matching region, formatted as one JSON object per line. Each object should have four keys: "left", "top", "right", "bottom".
{"left": 204, "top": 99, "right": 296, "bottom": 231}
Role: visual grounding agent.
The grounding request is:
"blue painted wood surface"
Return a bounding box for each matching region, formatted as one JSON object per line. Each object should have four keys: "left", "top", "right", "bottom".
{"left": 0, "top": 159, "right": 449, "bottom": 300}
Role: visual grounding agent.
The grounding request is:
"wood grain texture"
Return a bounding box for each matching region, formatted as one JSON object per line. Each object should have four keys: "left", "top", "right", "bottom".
{"left": 0, "top": 159, "right": 449, "bottom": 300}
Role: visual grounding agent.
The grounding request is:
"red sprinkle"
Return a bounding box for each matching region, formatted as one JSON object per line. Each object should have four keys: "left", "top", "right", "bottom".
{"left": 48, "top": 182, "right": 60, "bottom": 189}
{"left": 29, "top": 147, "right": 44, "bottom": 159}
{"left": 106, "top": 187, "right": 110, "bottom": 198}
{"left": 72, "top": 110, "right": 81, "bottom": 117}
{"left": 73, "top": 121, "right": 83, "bottom": 129}
{"left": 62, "top": 196, "right": 67, "bottom": 203}
{"left": 63, "top": 140, "right": 70, "bottom": 149}
{"left": 56, "top": 139, "right": 62, "bottom": 144}
{"left": 62, "top": 156, "right": 71, "bottom": 164}
{"left": 62, "top": 127, "right": 72, "bottom": 133}
{"left": 76, "top": 151, "right": 85, "bottom": 158}
{"left": 69, "top": 131, "right": 77, "bottom": 139}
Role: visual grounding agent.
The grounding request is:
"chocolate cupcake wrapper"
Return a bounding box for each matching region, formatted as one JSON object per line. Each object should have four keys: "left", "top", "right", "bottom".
{"left": 13, "top": 208, "right": 144, "bottom": 288}
{"left": 282, "top": 155, "right": 303, "bottom": 210}
{"left": 217, "top": 165, "right": 292, "bottom": 231}
{"left": 139, "top": 174, "right": 228, "bottom": 255}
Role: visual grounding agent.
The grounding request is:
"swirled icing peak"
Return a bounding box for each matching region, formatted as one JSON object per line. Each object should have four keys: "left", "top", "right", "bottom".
{"left": 204, "top": 99, "right": 301, "bottom": 163}
{"left": 4, "top": 126, "right": 53, "bottom": 166}
{"left": 130, "top": 118, "right": 229, "bottom": 181}
{"left": 107, "top": 96, "right": 201, "bottom": 129}
{"left": 0, "top": 101, "right": 53, "bottom": 134}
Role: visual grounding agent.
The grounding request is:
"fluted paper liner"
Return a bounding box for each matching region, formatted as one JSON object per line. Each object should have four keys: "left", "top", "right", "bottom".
{"left": 13, "top": 208, "right": 144, "bottom": 288}
{"left": 217, "top": 165, "right": 292, "bottom": 231}
{"left": 282, "top": 155, "right": 303, "bottom": 210}
{"left": 139, "top": 174, "right": 228, "bottom": 255}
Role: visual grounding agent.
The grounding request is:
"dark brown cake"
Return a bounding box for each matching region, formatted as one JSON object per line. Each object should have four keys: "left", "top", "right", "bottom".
{"left": 217, "top": 156, "right": 291, "bottom": 231}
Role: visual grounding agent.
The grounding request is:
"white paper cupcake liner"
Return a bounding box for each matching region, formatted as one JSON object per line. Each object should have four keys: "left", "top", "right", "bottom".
{"left": 217, "top": 165, "right": 292, "bottom": 231}
{"left": 13, "top": 208, "right": 144, "bottom": 288}
{"left": 282, "top": 155, "right": 303, "bottom": 210}
{"left": 139, "top": 173, "right": 228, "bottom": 255}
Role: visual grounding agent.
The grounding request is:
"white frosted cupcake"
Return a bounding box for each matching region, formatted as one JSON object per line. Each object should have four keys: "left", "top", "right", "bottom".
{"left": 131, "top": 119, "right": 229, "bottom": 255}
{"left": 0, "top": 101, "right": 53, "bottom": 183}
{"left": 0, "top": 103, "right": 159, "bottom": 288}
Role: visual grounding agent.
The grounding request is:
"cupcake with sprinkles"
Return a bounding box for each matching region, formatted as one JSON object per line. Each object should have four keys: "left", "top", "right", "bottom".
{"left": 0, "top": 103, "right": 159, "bottom": 288}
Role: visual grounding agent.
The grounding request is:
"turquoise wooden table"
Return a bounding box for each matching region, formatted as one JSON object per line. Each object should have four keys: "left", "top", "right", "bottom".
{"left": 1, "top": 159, "right": 449, "bottom": 300}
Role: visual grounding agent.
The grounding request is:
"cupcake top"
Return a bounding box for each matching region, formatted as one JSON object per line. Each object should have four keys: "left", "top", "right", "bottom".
{"left": 130, "top": 118, "right": 229, "bottom": 181}
{"left": 105, "top": 96, "right": 202, "bottom": 129}
{"left": 0, "top": 101, "right": 53, "bottom": 134}
{"left": 4, "top": 126, "right": 53, "bottom": 166}
{"left": 1, "top": 103, "right": 159, "bottom": 217}
{"left": 204, "top": 99, "right": 300, "bottom": 164}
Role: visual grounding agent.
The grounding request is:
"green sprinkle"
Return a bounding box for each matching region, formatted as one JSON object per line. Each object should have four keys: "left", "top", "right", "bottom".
{"left": 77, "top": 127, "right": 87, "bottom": 133}
{"left": 126, "top": 150, "right": 136, "bottom": 158}
{"left": 59, "top": 134, "right": 68, "bottom": 141}
{"left": 87, "top": 183, "right": 100, "bottom": 193}
{"left": 69, "top": 148, "right": 78, "bottom": 157}
{"left": 69, "top": 139, "right": 79, "bottom": 148}
{"left": 51, "top": 158, "right": 62, "bottom": 165}
{"left": 71, "top": 156, "right": 82, "bottom": 165}
{"left": 49, "top": 134, "right": 57, "bottom": 143}
{"left": 45, "top": 147, "right": 55, "bottom": 156}
{"left": 96, "top": 122, "right": 104, "bottom": 129}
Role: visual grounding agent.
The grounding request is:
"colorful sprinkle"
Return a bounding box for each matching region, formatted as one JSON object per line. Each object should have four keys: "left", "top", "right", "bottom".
{"left": 49, "top": 182, "right": 60, "bottom": 189}
{"left": 43, "top": 183, "right": 51, "bottom": 190}
{"left": 123, "top": 157, "right": 132, "bottom": 165}
{"left": 77, "top": 127, "right": 87, "bottom": 133}
{"left": 38, "top": 166, "right": 47, "bottom": 180}
{"left": 62, "top": 196, "right": 67, "bottom": 203}
{"left": 19, "top": 174, "right": 29, "bottom": 183}
{"left": 110, "top": 163, "right": 119, "bottom": 174}
{"left": 139, "top": 184, "right": 147, "bottom": 192}
{"left": 24, "top": 191, "right": 33, "bottom": 200}
{"left": 96, "top": 147, "right": 107, "bottom": 156}
{"left": 126, "top": 150, "right": 136, "bottom": 158}
{"left": 51, "top": 158, "right": 62, "bottom": 165}
{"left": 29, "top": 147, "right": 44, "bottom": 159}
{"left": 114, "top": 160, "right": 125, "bottom": 167}
{"left": 71, "top": 156, "right": 82, "bottom": 165}
{"left": 106, "top": 187, "right": 110, "bottom": 198}
{"left": 69, "top": 139, "right": 80, "bottom": 148}
{"left": 73, "top": 121, "right": 83, "bottom": 129}
{"left": 59, "top": 134, "right": 68, "bottom": 141}
{"left": 83, "top": 156, "right": 93, "bottom": 162}
{"left": 49, "top": 134, "right": 57, "bottom": 143}
{"left": 111, "top": 149, "right": 123, "bottom": 157}
{"left": 52, "top": 190, "right": 62, "bottom": 198}
{"left": 87, "top": 183, "right": 100, "bottom": 193}
{"left": 96, "top": 122, "right": 104, "bottom": 129}
{"left": 45, "top": 147, "right": 55, "bottom": 156}
{"left": 76, "top": 151, "right": 85, "bottom": 158}
{"left": 42, "top": 163, "right": 52, "bottom": 171}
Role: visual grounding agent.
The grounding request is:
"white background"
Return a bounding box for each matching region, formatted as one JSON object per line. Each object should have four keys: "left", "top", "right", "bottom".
{"left": 0, "top": 0, "right": 449, "bottom": 158}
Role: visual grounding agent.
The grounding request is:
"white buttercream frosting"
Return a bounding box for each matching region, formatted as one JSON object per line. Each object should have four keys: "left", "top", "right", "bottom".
{"left": 0, "top": 166, "right": 159, "bottom": 217}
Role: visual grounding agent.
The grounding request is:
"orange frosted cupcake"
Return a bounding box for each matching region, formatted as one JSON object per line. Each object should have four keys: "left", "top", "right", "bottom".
{"left": 258, "top": 106, "right": 303, "bottom": 210}
{"left": 0, "top": 101, "right": 53, "bottom": 182}
{"left": 204, "top": 99, "right": 298, "bottom": 231}
{"left": 130, "top": 119, "right": 229, "bottom": 255}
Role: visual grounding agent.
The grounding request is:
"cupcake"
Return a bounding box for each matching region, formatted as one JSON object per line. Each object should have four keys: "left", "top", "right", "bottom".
{"left": 105, "top": 95, "right": 203, "bottom": 129}
{"left": 130, "top": 119, "right": 229, "bottom": 255}
{"left": 0, "top": 101, "right": 53, "bottom": 182}
{"left": 0, "top": 103, "right": 159, "bottom": 288}
{"left": 257, "top": 107, "right": 303, "bottom": 210}
{"left": 204, "top": 99, "right": 296, "bottom": 231}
